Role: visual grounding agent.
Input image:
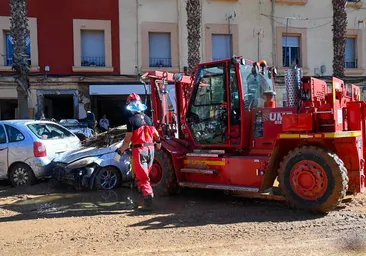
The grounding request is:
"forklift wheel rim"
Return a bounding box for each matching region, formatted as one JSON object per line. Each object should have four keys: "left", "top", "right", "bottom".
{"left": 289, "top": 160, "right": 328, "bottom": 200}
{"left": 150, "top": 159, "right": 163, "bottom": 185}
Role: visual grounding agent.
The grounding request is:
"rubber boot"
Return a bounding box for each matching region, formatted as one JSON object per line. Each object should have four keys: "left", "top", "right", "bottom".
{"left": 138, "top": 194, "right": 154, "bottom": 212}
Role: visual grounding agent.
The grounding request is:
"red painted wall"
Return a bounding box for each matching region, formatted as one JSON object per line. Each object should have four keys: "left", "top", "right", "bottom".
{"left": 0, "top": 0, "right": 120, "bottom": 75}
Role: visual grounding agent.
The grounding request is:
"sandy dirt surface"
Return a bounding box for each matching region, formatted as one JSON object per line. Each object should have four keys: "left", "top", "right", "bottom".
{"left": 0, "top": 180, "right": 366, "bottom": 256}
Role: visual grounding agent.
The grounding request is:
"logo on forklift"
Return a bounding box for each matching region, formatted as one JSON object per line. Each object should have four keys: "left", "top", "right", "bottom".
{"left": 263, "top": 111, "right": 292, "bottom": 125}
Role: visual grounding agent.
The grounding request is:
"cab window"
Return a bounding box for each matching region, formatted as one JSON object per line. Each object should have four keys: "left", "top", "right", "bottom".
{"left": 187, "top": 64, "right": 228, "bottom": 144}
{"left": 5, "top": 125, "right": 25, "bottom": 143}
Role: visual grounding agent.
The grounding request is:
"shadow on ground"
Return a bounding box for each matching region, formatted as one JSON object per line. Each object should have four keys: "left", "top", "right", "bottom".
{"left": 0, "top": 180, "right": 326, "bottom": 227}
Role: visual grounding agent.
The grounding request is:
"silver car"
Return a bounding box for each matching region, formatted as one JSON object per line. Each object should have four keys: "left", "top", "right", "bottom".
{"left": 50, "top": 141, "right": 133, "bottom": 190}
{"left": 0, "top": 120, "right": 81, "bottom": 186}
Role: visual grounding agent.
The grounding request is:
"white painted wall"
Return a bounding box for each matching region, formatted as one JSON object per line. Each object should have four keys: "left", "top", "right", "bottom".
{"left": 119, "top": 0, "right": 366, "bottom": 77}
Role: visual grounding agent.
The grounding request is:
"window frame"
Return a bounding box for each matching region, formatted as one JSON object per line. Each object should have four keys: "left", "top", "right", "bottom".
{"left": 5, "top": 125, "right": 25, "bottom": 143}
{"left": 282, "top": 35, "right": 301, "bottom": 67}
{"left": 211, "top": 33, "right": 233, "bottom": 61}
{"left": 0, "top": 124, "right": 7, "bottom": 144}
{"left": 4, "top": 31, "right": 31, "bottom": 66}
{"left": 148, "top": 32, "right": 172, "bottom": 68}
{"left": 141, "top": 22, "right": 179, "bottom": 73}
{"left": 80, "top": 30, "right": 106, "bottom": 67}
{"left": 205, "top": 24, "right": 239, "bottom": 62}
{"left": 0, "top": 16, "right": 39, "bottom": 72}
{"left": 344, "top": 29, "right": 364, "bottom": 75}
{"left": 276, "top": 26, "right": 309, "bottom": 74}
{"left": 27, "top": 123, "right": 74, "bottom": 140}
{"left": 345, "top": 37, "right": 357, "bottom": 69}
{"left": 72, "top": 19, "right": 113, "bottom": 73}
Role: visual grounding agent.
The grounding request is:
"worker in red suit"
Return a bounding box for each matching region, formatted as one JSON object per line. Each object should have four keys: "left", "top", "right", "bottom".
{"left": 118, "top": 93, "right": 161, "bottom": 211}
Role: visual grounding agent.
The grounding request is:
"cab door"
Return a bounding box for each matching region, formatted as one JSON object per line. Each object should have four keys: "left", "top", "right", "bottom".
{"left": 0, "top": 124, "right": 8, "bottom": 180}
{"left": 185, "top": 62, "right": 233, "bottom": 148}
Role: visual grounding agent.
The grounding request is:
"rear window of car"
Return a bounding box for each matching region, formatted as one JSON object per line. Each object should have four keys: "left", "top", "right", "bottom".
{"left": 5, "top": 125, "right": 25, "bottom": 142}
{"left": 27, "top": 123, "right": 75, "bottom": 140}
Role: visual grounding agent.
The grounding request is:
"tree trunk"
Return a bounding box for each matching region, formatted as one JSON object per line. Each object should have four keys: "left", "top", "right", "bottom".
{"left": 186, "top": 0, "right": 202, "bottom": 72}
{"left": 17, "top": 87, "right": 29, "bottom": 119}
{"left": 332, "top": 0, "right": 347, "bottom": 78}
{"left": 10, "top": 0, "right": 30, "bottom": 119}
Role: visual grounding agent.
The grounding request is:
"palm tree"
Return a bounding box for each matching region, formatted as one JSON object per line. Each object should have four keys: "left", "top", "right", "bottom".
{"left": 186, "top": 0, "right": 202, "bottom": 72}
{"left": 10, "top": 0, "right": 30, "bottom": 119}
{"left": 332, "top": 0, "right": 348, "bottom": 78}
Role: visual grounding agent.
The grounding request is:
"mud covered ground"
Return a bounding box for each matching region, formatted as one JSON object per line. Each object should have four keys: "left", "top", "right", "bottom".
{"left": 0, "top": 180, "right": 366, "bottom": 256}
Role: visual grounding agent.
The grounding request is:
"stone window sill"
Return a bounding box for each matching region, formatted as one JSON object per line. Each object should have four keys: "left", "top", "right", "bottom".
{"left": 278, "top": 67, "right": 309, "bottom": 75}
{"left": 345, "top": 68, "right": 365, "bottom": 76}
{"left": 209, "top": 0, "right": 239, "bottom": 2}
{"left": 141, "top": 67, "right": 180, "bottom": 73}
{"left": 72, "top": 66, "right": 114, "bottom": 73}
{"left": 346, "top": 2, "right": 364, "bottom": 8}
{"left": 275, "top": 0, "right": 308, "bottom": 6}
{"left": 0, "top": 66, "right": 40, "bottom": 72}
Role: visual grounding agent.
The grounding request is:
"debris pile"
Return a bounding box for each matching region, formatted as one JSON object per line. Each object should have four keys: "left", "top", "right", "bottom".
{"left": 82, "top": 125, "right": 127, "bottom": 147}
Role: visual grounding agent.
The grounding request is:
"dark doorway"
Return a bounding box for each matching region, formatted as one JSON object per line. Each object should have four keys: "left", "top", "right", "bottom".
{"left": 92, "top": 95, "right": 151, "bottom": 128}
{"left": 0, "top": 99, "right": 17, "bottom": 120}
{"left": 44, "top": 95, "right": 74, "bottom": 121}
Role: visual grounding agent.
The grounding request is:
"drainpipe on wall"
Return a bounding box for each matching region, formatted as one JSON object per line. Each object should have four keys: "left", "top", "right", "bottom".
{"left": 135, "top": 0, "right": 140, "bottom": 77}
{"left": 271, "top": 0, "right": 276, "bottom": 66}
{"left": 200, "top": 0, "right": 204, "bottom": 62}
{"left": 176, "top": 0, "right": 181, "bottom": 71}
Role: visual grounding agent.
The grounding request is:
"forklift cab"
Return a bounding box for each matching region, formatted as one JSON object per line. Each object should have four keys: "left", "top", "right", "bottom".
{"left": 185, "top": 57, "right": 276, "bottom": 150}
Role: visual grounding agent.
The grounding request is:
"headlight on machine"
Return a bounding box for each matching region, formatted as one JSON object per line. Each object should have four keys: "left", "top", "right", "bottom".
{"left": 67, "top": 157, "right": 100, "bottom": 169}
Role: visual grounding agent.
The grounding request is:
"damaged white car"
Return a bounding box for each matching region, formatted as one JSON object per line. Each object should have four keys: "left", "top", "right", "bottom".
{"left": 50, "top": 141, "right": 133, "bottom": 190}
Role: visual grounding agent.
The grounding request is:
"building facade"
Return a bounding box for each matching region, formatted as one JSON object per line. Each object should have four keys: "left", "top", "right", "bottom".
{"left": 0, "top": 0, "right": 365, "bottom": 122}
{"left": 119, "top": 0, "right": 366, "bottom": 104}
{"left": 119, "top": 0, "right": 365, "bottom": 76}
{"left": 0, "top": 0, "right": 142, "bottom": 126}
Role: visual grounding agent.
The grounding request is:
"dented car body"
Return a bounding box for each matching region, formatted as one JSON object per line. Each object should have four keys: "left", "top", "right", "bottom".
{"left": 50, "top": 141, "right": 133, "bottom": 190}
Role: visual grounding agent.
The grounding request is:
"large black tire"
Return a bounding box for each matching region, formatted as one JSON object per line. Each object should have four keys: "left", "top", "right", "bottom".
{"left": 278, "top": 146, "right": 348, "bottom": 213}
{"left": 94, "top": 167, "right": 121, "bottom": 190}
{"left": 150, "top": 149, "right": 178, "bottom": 196}
{"left": 9, "top": 163, "right": 37, "bottom": 187}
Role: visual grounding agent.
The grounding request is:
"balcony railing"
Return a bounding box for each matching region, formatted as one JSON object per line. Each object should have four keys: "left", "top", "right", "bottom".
{"left": 81, "top": 56, "right": 105, "bottom": 67}
{"left": 149, "top": 58, "right": 172, "bottom": 68}
{"left": 3, "top": 54, "right": 31, "bottom": 66}
{"left": 345, "top": 61, "right": 357, "bottom": 69}
{"left": 213, "top": 57, "right": 229, "bottom": 61}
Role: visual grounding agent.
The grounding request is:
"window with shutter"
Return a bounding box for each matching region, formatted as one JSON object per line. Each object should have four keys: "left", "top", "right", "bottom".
{"left": 282, "top": 35, "right": 301, "bottom": 67}
{"left": 4, "top": 32, "right": 31, "bottom": 66}
{"left": 149, "top": 32, "right": 172, "bottom": 68}
{"left": 212, "top": 34, "right": 232, "bottom": 61}
{"left": 81, "top": 30, "right": 105, "bottom": 67}
{"left": 345, "top": 37, "right": 357, "bottom": 68}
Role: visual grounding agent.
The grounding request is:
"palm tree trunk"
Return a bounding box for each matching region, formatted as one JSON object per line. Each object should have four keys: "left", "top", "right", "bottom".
{"left": 186, "top": 0, "right": 202, "bottom": 72}
{"left": 10, "top": 0, "right": 30, "bottom": 119}
{"left": 332, "top": 0, "right": 347, "bottom": 78}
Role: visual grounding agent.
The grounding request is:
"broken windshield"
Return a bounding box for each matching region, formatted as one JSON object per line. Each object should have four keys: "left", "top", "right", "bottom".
{"left": 28, "top": 123, "right": 74, "bottom": 140}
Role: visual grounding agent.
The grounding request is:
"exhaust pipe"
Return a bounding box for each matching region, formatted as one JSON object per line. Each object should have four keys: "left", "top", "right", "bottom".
{"left": 285, "top": 68, "right": 302, "bottom": 107}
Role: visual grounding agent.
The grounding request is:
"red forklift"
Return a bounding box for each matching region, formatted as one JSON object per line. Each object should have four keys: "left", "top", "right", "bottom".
{"left": 141, "top": 56, "right": 365, "bottom": 213}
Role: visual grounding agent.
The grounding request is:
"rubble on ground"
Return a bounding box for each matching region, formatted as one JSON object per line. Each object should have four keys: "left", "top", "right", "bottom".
{"left": 82, "top": 125, "right": 127, "bottom": 147}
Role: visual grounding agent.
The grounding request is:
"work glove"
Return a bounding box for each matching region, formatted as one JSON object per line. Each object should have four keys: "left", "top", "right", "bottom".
{"left": 115, "top": 149, "right": 123, "bottom": 156}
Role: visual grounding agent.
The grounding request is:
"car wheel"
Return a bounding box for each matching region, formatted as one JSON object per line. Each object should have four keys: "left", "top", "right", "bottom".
{"left": 94, "top": 167, "right": 121, "bottom": 190}
{"left": 9, "top": 163, "right": 37, "bottom": 187}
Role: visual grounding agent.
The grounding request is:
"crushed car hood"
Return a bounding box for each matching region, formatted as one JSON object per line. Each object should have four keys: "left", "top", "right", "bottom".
{"left": 54, "top": 141, "right": 123, "bottom": 164}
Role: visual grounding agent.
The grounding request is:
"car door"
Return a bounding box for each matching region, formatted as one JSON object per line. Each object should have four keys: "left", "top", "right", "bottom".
{"left": 4, "top": 124, "right": 31, "bottom": 165}
{"left": 0, "top": 124, "right": 8, "bottom": 180}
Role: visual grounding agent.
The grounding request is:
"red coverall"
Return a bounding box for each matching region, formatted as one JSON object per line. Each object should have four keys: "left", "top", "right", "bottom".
{"left": 130, "top": 115, "right": 158, "bottom": 197}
